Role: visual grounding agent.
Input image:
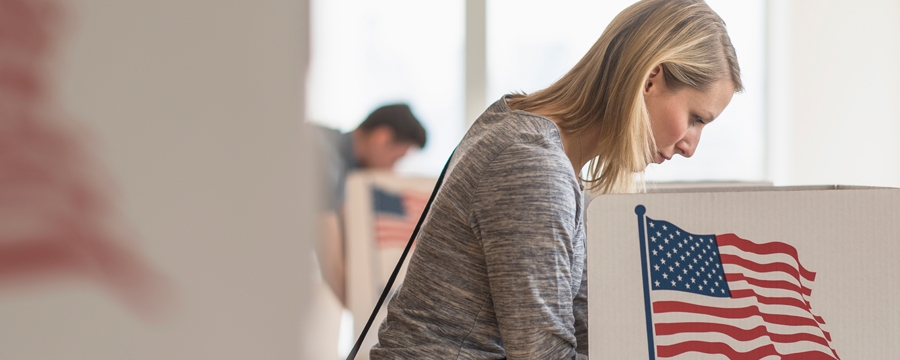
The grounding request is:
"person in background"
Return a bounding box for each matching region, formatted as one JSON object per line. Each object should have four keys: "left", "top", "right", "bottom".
{"left": 370, "top": 0, "right": 741, "bottom": 358}
{"left": 314, "top": 104, "right": 427, "bottom": 304}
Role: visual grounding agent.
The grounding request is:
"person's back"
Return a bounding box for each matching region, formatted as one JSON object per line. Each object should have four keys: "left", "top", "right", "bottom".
{"left": 371, "top": 97, "right": 588, "bottom": 359}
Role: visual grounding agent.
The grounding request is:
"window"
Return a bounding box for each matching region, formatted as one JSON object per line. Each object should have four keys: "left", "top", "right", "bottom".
{"left": 307, "top": 0, "right": 465, "bottom": 177}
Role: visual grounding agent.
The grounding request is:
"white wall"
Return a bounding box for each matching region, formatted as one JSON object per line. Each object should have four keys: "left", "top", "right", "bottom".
{"left": 0, "top": 1, "right": 316, "bottom": 359}
{"left": 768, "top": 0, "right": 900, "bottom": 187}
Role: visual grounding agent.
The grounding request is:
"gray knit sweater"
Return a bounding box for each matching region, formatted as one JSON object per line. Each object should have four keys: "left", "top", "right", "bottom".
{"left": 371, "top": 96, "right": 589, "bottom": 359}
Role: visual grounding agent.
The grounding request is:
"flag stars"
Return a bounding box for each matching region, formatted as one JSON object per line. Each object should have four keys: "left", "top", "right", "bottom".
{"left": 642, "top": 221, "right": 733, "bottom": 296}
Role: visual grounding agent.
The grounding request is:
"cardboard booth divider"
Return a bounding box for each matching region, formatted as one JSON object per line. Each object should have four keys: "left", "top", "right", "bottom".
{"left": 343, "top": 172, "right": 437, "bottom": 359}
{"left": 587, "top": 185, "right": 900, "bottom": 359}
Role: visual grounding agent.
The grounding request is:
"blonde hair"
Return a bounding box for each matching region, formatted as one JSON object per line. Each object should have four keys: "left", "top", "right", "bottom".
{"left": 507, "top": 0, "right": 742, "bottom": 194}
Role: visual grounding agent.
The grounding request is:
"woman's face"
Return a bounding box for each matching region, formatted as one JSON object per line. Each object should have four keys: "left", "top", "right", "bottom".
{"left": 643, "top": 68, "right": 735, "bottom": 164}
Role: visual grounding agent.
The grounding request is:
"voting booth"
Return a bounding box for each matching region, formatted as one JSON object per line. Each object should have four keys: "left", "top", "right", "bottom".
{"left": 587, "top": 185, "right": 900, "bottom": 359}
{"left": 343, "top": 172, "right": 437, "bottom": 359}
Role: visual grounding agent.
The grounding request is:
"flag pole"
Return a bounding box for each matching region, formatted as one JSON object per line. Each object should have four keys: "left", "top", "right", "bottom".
{"left": 635, "top": 205, "right": 655, "bottom": 360}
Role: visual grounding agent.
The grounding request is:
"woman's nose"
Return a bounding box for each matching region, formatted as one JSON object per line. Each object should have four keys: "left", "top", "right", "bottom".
{"left": 676, "top": 131, "right": 701, "bottom": 158}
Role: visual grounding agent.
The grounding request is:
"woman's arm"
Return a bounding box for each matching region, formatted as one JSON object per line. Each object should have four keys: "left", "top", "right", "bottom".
{"left": 471, "top": 142, "right": 586, "bottom": 360}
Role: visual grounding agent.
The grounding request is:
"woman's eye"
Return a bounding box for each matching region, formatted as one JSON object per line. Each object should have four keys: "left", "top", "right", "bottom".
{"left": 693, "top": 116, "right": 706, "bottom": 125}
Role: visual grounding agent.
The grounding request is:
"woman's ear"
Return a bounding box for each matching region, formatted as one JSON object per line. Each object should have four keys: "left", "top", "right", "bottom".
{"left": 644, "top": 65, "right": 663, "bottom": 94}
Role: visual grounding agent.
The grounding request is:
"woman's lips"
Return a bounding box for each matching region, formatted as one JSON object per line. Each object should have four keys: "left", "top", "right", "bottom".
{"left": 656, "top": 152, "right": 671, "bottom": 164}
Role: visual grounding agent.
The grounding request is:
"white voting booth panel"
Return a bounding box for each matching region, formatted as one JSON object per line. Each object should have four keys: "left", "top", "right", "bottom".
{"left": 344, "top": 172, "right": 437, "bottom": 358}
{"left": 0, "top": 1, "right": 310, "bottom": 359}
{"left": 587, "top": 185, "right": 900, "bottom": 359}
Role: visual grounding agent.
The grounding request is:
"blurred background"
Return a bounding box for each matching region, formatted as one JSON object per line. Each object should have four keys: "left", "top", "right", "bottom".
{"left": 0, "top": 0, "right": 897, "bottom": 359}
{"left": 308, "top": 0, "right": 900, "bottom": 187}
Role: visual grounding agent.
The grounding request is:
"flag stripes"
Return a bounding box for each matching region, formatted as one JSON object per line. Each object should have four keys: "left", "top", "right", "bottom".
{"left": 656, "top": 341, "right": 836, "bottom": 360}
{"left": 373, "top": 187, "right": 430, "bottom": 248}
{"left": 654, "top": 322, "right": 832, "bottom": 347}
{"left": 717, "top": 234, "right": 816, "bottom": 282}
{"left": 653, "top": 301, "right": 824, "bottom": 329}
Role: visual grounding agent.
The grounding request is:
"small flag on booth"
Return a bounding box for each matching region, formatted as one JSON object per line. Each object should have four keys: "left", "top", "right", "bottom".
{"left": 634, "top": 205, "right": 839, "bottom": 359}
{"left": 371, "top": 186, "right": 429, "bottom": 249}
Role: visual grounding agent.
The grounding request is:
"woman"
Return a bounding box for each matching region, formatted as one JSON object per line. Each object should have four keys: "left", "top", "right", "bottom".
{"left": 371, "top": 0, "right": 743, "bottom": 358}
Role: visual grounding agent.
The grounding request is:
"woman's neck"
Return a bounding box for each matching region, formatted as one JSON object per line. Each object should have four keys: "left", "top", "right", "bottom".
{"left": 534, "top": 110, "right": 595, "bottom": 178}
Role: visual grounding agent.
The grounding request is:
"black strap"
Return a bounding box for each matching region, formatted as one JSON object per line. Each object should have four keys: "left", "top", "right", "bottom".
{"left": 346, "top": 151, "right": 455, "bottom": 360}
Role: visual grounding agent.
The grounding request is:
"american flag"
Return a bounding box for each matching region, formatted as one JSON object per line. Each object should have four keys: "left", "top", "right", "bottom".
{"left": 638, "top": 207, "right": 839, "bottom": 359}
{"left": 371, "top": 186, "right": 430, "bottom": 249}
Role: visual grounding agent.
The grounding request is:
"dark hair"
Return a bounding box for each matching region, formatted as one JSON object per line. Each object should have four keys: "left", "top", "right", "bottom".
{"left": 357, "top": 104, "right": 427, "bottom": 148}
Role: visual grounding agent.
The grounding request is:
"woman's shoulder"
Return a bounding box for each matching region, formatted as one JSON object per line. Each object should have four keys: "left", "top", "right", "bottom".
{"left": 462, "top": 96, "right": 564, "bottom": 157}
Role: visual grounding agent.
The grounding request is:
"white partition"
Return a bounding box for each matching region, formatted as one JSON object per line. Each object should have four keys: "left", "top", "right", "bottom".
{"left": 0, "top": 1, "right": 311, "bottom": 359}
{"left": 343, "top": 171, "right": 437, "bottom": 359}
{"left": 587, "top": 186, "right": 900, "bottom": 359}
